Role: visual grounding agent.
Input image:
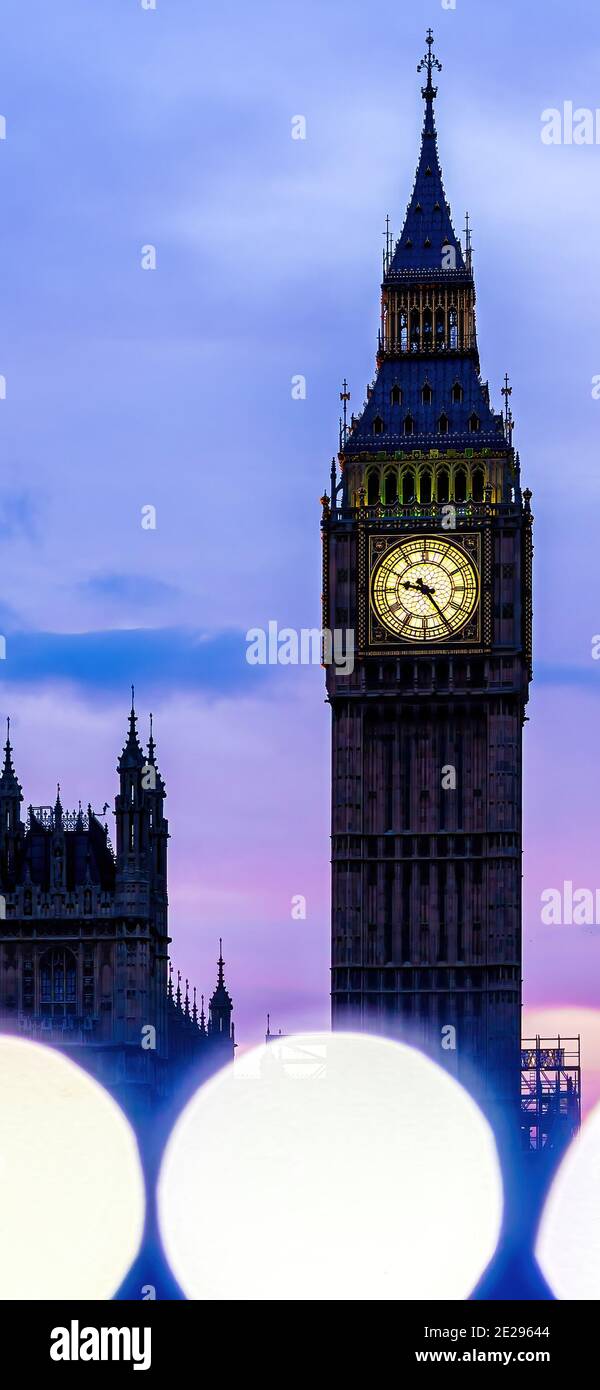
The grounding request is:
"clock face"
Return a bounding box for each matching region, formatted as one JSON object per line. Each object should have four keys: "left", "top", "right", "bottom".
{"left": 370, "top": 536, "right": 479, "bottom": 643}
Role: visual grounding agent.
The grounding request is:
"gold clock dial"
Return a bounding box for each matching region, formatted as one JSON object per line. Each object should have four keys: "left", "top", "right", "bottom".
{"left": 371, "top": 536, "right": 479, "bottom": 643}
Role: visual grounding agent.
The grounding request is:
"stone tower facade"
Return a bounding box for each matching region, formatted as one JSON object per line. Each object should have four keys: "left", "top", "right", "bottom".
{"left": 322, "top": 32, "right": 533, "bottom": 1114}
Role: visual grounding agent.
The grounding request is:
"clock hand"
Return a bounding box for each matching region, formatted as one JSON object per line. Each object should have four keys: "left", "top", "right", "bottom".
{"left": 403, "top": 577, "right": 452, "bottom": 631}
{"left": 404, "top": 577, "right": 435, "bottom": 596}
{"left": 423, "top": 590, "right": 453, "bottom": 631}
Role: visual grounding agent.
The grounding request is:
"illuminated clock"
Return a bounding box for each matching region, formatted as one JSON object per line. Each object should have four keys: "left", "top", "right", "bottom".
{"left": 370, "top": 535, "right": 479, "bottom": 643}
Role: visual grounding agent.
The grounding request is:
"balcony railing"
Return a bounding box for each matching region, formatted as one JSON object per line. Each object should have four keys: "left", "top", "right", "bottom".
{"left": 328, "top": 499, "right": 521, "bottom": 524}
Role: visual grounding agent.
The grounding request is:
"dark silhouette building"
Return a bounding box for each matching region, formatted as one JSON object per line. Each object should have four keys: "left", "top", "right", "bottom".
{"left": 0, "top": 699, "right": 234, "bottom": 1114}
{"left": 322, "top": 31, "right": 533, "bottom": 1115}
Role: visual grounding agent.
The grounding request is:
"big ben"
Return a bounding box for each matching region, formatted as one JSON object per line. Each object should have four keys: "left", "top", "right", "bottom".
{"left": 322, "top": 31, "right": 533, "bottom": 1114}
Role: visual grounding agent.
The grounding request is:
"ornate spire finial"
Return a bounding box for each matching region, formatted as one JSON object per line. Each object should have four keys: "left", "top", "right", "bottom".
{"left": 417, "top": 27, "right": 441, "bottom": 102}
{"left": 147, "top": 711, "right": 155, "bottom": 763}
{"left": 192, "top": 985, "right": 198, "bottom": 1024}
{"left": 502, "top": 373, "right": 514, "bottom": 444}
{"left": 168, "top": 961, "right": 173, "bottom": 999}
{"left": 339, "top": 378, "right": 351, "bottom": 450}
{"left": 464, "top": 211, "right": 473, "bottom": 272}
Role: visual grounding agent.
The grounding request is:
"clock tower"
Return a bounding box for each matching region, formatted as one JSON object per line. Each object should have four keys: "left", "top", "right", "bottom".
{"left": 322, "top": 31, "right": 533, "bottom": 1116}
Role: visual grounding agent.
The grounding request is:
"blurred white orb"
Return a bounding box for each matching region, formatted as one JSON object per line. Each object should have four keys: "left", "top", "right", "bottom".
{"left": 537, "top": 1101, "right": 600, "bottom": 1299}
{"left": 158, "top": 1031, "right": 502, "bottom": 1300}
{"left": 0, "top": 1037, "right": 145, "bottom": 1299}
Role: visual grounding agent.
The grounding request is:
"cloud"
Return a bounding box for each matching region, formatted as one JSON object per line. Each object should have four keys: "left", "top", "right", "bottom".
{"left": 535, "top": 664, "right": 600, "bottom": 690}
{"left": 0, "top": 489, "right": 39, "bottom": 541}
{"left": 0, "top": 628, "right": 269, "bottom": 700}
{"left": 79, "top": 573, "right": 180, "bottom": 607}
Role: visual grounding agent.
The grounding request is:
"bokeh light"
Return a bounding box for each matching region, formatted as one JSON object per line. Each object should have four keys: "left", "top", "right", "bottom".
{"left": 536, "top": 1099, "right": 600, "bottom": 1299}
{"left": 0, "top": 1037, "right": 145, "bottom": 1300}
{"left": 158, "top": 1031, "right": 503, "bottom": 1300}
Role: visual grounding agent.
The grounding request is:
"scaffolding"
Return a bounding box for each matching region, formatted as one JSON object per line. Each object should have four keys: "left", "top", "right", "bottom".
{"left": 521, "top": 1035, "right": 581, "bottom": 1151}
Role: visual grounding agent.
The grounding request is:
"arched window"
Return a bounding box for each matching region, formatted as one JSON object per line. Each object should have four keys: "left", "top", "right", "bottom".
{"left": 449, "top": 308, "right": 458, "bottom": 349}
{"left": 390, "top": 384, "right": 402, "bottom": 406}
{"left": 435, "top": 307, "right": 445, "bottom": 344}
{"left": 367, "top": 471, "right": 380, "bottom": 505}
{"left": 384, "top": 471, "right": 397, "bottom": 505}
{"left": 399, "top": 311, "right": 408, "bottom": 351}
{"left": 402, "top": 470, "right": 415, "bottom": 504}
{"left": 40, "top": 948, "right": 77, "bottom": 1016}
{"left": 421, "top": 382, "right": 433, "bottom": 405}
{"left": 404, "top": 414, "right": 414, "bottom": 436}
{"left": 469, "top": 412, "right": 480, "bottom": 433}
{"left": 422, "top": 308, "right": 433, "bottom": 346}
{"left": 454, "top": 468, "right": 467, "bottom": 502}
{"left": 438, "top": 413, "right": 449, "bottom": 434}
{"left": 372, "top": 415, "right": 384, "bottom": 435}
{"left": 472, "top": 467, "right": 485, "bottom": 502}
{"left": 420, "top": 471, "right": 432, "bottom": 504}
{"left": 452, "top": 381, "right": 464, "bottom": 403}
{"left": 410, "top": 309, "right": 420, "bottom": 350}
{"left": 437, "top": 470, "right": 449, "bottom": 503}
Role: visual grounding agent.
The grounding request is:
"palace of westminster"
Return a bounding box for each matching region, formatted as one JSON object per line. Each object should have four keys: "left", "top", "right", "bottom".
{"left": 0, "top": 701, "right": 234, "bottom": 1114}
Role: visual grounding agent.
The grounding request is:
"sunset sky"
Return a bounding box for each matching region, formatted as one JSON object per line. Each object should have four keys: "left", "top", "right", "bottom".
{"left": 1, "top": 0, "right": 600, "bottom": 1103}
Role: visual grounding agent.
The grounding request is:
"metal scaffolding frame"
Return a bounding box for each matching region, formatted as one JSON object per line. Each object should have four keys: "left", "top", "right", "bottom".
{"left": 521, "top": 1035, "right": 581, "bottom": 1151}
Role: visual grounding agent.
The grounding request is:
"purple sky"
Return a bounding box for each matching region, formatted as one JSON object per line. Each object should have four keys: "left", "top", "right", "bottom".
{"left": 1, "top": 0, "right": 600, "bottom": 1095}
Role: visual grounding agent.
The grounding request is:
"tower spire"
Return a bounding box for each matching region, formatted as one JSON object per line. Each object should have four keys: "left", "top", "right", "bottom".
{"left": 208, "top": 939, "right": 233, "bottom": 1041}
{"left": 118, "top": 686, "right": 144, "bottom": 769}
{"left": 0, "top": 716, "right": 23, "bottom": 819}
{"left": 0, "top": 718, "right": 20, "bottom": 792}
{"left": 417, "top": 27, "right": 442, "bottom": 105}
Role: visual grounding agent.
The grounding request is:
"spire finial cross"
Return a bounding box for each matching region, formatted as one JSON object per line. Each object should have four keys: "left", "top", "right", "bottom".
{"left": 417, "top": 28, "right": 441, "bottom": 100}
{"left": 340, "top": 377, "right": 350, "bottom": 435}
